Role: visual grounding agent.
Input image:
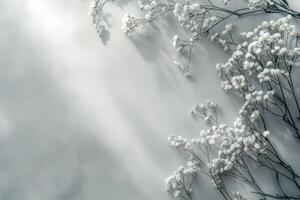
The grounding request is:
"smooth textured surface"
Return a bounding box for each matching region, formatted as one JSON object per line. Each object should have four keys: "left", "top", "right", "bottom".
{"left": 0, "top": 0, "right": 299, "bottom": 199}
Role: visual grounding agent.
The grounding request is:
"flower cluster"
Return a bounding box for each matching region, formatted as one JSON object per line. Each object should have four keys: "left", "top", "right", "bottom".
{"left": 121, "top": 13, "right": 140, "bottom": 34}
{"left": 246, "top": 0, "right": 269, "bottom": 9}
{"left": 173, "top": 2, "right": 210, "bottom": 37}
{"left": 204, "top": 117, "right": 268, "bottom": 182}
{"left": 220, "top": 75, "right": 247, "bottom": 91}
{"left": 165, "top": 166, "right": 192, "bottom": 198}
{"left": 171, "top": 1, "right": 237, "bottom": 72}
{"left": 257, "top": 68, "right": 288, "bottom": 83}
{"left": 168, "top": 135, "right": 192, "bottom": 150}
{"left": 245, "top": 90, "right": 275, "bottom": 103}
{"left": 166, "top": 100, "right": 270, "bottom": 199}
{"left": 221, "top": 0, "right": 278, "bottom": 9}
{"left": 91, "top": 0, "right": 300, "bottom": 74}
{"left": 215, "top": 16, "right": 300, "bottom": 138}
{"left": 137, "top": 0, "right": 168, "bottom": 20}
{"left": 204, "top": 17, "right": 300, "bottom": 198}
{"left": 99, "top": 0, "right": 299, "bottom": 75}
{"left": 121, "top": 0, "right": 175, "bottom": 34}
{"left": 90, "top": 1, "right": 300, "bottom": 200}
{"left": 165, "top": 157, "right": 200, "bottom": 199}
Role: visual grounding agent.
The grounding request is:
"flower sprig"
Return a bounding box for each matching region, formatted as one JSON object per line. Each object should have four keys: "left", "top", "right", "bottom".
{"left": 214, "top": 16, "right": 300, "bottom": 139}
{"left": 165, "top": 15, "right": 300, "bottom": 200}
{"left": 90, "top": 0, "right": 300, "bottom": 74}
{"left": 165, "top": 159, "right": 200, "bottom": 200}
{"left": 166, "top": 99, "right": 300, "bottom": 200}
{"left": 89, "top": 2, "right": 300, "bottom": 200}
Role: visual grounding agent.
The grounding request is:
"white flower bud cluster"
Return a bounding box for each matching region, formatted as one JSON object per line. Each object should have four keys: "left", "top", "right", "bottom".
{"left": 215, "top": 16, "right": 299, "bottom": 120}
{"left": 245, "top": 90, "right": 275, "bottom": 103}
{"left": 121, "top": 13, "right": 139, "bottom": 34}
{"left": 257, "top": 68, "right": 288, "bottom": 83}
{"left": 167, "top": 100, "right": 270, "bottom": 194}
{"left": 165, "top": 157, "right": 200, "bottom": 198}
{"left": 165, "top": 166, "right": 190, "bottom": 198}
{"left": 137, "top": 0, "right": 166, "bottom": 21}
{"left": 173, "top": 1, "right": 201, "bottom": 31}
{"left": 221, "top": 0, "right": 276, "bottom": 9}
{"left": 237, "top": 90, "right": 275, "bottom": 125}
{"left": 168, "top": 135, "right": 193, "bottom": 150}
{"left": 246, "top": 0, "right": 268, "bottom": 9}
{"left": 171, "top": 3, "right": 235, "bottom": 73}
{"left": 208, "top": 116, "right": 268, "bottom": 181}
{"left": 198, "top": 126, "right": 221, "bottom": 145}
{"left": 220, "top": 75, "right": 247, "bottom": 91}
{"left": 190, "top": 100, "right": 217, "bottom": 126}
{"left": 173, "top": 2, "right": 211, "bottom": 36}
{"left": 137, "top": 0, "right": 157, "bottom": 9}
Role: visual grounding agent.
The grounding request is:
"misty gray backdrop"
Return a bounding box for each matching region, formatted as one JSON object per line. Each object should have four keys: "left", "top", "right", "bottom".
{"left": 0, "top": 0, "right": 300, "bottom": 200}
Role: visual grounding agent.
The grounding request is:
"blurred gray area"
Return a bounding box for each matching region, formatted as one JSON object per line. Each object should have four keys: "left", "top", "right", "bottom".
{"left": 0, "top": 0, "right": 299, "bottom": 200}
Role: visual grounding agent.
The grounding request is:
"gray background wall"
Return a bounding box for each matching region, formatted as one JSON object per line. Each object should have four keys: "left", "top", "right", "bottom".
{"left": 0, "top": 0, "right": 299, "bottom": 199}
